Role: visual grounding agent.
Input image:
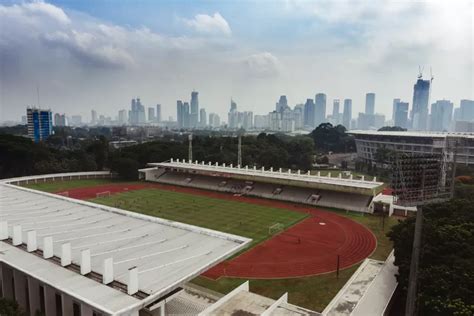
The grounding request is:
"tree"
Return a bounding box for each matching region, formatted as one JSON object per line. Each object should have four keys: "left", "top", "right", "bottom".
{"left": 387, "top": 199, "right": 474, "bottom": 315}
{"left": 111, "top": 158, "right": 139, "bottom": 180}
{"left": 378, "top": 126, "right": 407, "bottom": 131}
{"left": 0, "top": 298, "right": 25, "bottom": 316}
{"left": 309, "top": 123, "right": 355, "bottom": 153}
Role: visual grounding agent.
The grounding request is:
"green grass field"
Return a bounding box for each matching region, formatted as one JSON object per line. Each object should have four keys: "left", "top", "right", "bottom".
{"left": 23, "top": 179, "right": 397, "bottom": 312}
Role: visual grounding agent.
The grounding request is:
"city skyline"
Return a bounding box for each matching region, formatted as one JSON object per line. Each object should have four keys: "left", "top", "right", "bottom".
{"left": 1, "top": 0, "right": 473, "bottom": 123}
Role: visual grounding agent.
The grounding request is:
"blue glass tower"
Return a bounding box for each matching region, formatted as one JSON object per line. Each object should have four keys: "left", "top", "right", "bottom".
{"left": 27, "top": 108, "right": 52, "bottom": 142}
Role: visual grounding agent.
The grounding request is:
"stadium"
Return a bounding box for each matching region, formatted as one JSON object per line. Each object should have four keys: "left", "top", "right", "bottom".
{"left": 0, "top": 165, "right": 397, "bottom": 316}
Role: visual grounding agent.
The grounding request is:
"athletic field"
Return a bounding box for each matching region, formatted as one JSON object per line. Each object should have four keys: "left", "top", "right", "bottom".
{"left": 23, "top": 179, "right": 394, "bottom": 311}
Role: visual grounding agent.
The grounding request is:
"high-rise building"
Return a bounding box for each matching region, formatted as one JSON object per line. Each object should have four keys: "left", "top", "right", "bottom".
{"left": 91, "top": 110, "right": 98, "bottom": 125}
{"left": 393, "top": 101, "right": 409, "bottom": 128}
{"left": 254, "top": 114, "right": 269, "bottom": 129}
{"left": 199, "top": 108, "right": 207, "bottom": 127}
{"left": 54, "top": 113, "right": 67, "bottom": 127}
{"left": 269, "top": 111, "right": 281, "bottom": 131}
{"left": 208, "top": 113, "right": 221, "bottom": 128}
{"left": 373, "top": 114, "right": 385, "bottom": 129}
{"left": 156, "top": 104, "right": 162, "bottom": 122}
{"left": 391, "top": 98, "right": 400, "bottom": 121}
{"left": 148, "top": 107, "right": 155, "bottom": 122}
{"left": 242, "top": 111, "right": 253, "bottom": 130}
{"left": 331, "top": 99, "right": 340, "bottom": 125}
{"left": 190, "top": 91, "right": 199, "bottom": 128}
{"left": 304, "top": 98, "right": 315, "bottom": 128}
{"left": 459, "top": 99, "right": 474, "bottom": 121}
{"left": 183, "top": 102, "right": 190, "bottom": 128}
{"left": 293, "top": 104, "right": 304, "bottom": 129}
{"left": 343, "top": 99, "right": 352, "bottom": 129}
{"left": 357, "top": 113, "right": 370, "bottom": 130}
{"left": 70, "top": 115, "right": 82, "bottom": 126}
{"left": 129, "top": 98, "right": 146, "bottom": 125}
{"left": 430, "top": 99, "right": 453, "bottom": 131}
{"left": 315, "top": 93, "right": 327, "bottom": 126}
{"left": 118, "top": 110, "right": 127, "bottom": 125}
{"left": 276, "top": 95, "right": 288, "bottom": 113}
{"left": 177, "top": 100, "right": 184, "bottom": 128}
{"left": 228, "top": 99, "right": 239, "bottom": 129}
{"left": 411, "top": 77, "right": 431, "bottom": 130}
{"left": 27, "top": 107, "right": 52, "bottom": 143}
{"left": 365, "top": 93, "right": 375, "bottom": 115}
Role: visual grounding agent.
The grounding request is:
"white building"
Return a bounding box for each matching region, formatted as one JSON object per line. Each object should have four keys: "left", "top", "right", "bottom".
{"left": 350, "top": 130, "right": 474, "bottom": 166}
{"left": 0, "top": 177, "right": 250, "bottom": 316}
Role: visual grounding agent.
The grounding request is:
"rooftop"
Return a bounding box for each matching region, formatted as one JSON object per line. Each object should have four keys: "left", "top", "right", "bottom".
{"left": 0, "top": 183, "right": 250, "bottom": 314}
{"left": 149, "top": 160, "right": 384, "bottom": 194}
{"left": 349, "top": 130, "right": 474, "bottom": 139}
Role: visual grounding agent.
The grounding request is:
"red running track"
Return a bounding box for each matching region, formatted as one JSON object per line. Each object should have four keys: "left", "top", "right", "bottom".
{"left": 57, "top": 183, "right": 377, "bottom": 279}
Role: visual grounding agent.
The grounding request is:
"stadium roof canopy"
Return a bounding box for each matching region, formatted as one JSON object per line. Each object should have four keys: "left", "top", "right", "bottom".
{"left": 0, "top": 183, "right": 250, "bottom": 315}
{"left": 349, "top": 130, "right": 474, "bottom": 139}
{"left": 149, "top": 160, "right": 384, "bottom": 196}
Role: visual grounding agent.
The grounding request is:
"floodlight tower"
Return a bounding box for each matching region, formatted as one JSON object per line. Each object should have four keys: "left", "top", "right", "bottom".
{"left": 391, "top": 152, "right": 455, "bottom": 316}
{"left": 188, "top": 133, "right": 193, "bottom": 162}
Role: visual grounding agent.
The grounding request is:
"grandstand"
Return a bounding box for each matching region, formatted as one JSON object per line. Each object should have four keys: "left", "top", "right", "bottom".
{"left": 140, "top": 159, "right": 385, "bottom": 213}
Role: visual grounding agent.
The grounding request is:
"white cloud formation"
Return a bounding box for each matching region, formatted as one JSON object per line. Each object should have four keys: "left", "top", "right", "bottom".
{"left": 42, "top": 30, "right": 135, "bottom": 68}
{"left": 243, "top": 52, "right": 280, "bottom": 78}
{"left": 183, "top": 12, "right": 231, "bottom": 36}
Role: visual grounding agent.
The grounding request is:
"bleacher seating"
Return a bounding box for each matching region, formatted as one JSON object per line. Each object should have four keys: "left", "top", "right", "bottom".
{"left": 153, "top": 170, "right": 372, "bottom": 212}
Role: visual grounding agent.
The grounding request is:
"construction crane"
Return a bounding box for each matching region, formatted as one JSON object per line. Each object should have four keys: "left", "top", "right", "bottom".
{"left": 418, "top": 65, "right": 424, "bottom": 79}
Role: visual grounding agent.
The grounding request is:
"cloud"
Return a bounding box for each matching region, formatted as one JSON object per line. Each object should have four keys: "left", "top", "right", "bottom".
{"left": 183, "top": 12, "right": 231, "bottom": 36}
{"left": 243, "top": 52, "right": 280, "bottom": 78}
{"left": 41, "top": 30, "right": 135, "bottom": 68}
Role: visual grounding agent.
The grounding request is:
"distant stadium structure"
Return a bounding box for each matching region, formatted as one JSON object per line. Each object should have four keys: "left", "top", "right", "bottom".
{"left": 139, "top": 159, "right": 385, "bottom": 213}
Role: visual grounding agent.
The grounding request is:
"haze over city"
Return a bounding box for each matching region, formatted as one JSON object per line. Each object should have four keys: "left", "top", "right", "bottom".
{"left": 1, "top": 0, "right": 473, "bottom": 122}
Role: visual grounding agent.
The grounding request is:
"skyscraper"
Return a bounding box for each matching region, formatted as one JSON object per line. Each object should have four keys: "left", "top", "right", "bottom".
{"left": 199, "top": 108, "right": 207, "bottom": 127}
{"left": 304, "top": 98, "right": 315, "bottom": 128}
{"left": 242, "top": 111, "right": 253, "bottom": 130}
{"left": 190, "top": 91, "right": 199, "bottom": 128}
{"left": 118, "top": 110, "right": 127, "bottom": 125}
{"left": 365, "top": 93, "right": 375, "bottom": 115}
{"left": 27, "top": 107, "right": 52, "bottom": 143}
{"left": 156, "top": 104, "right": 162, "bottom": 122}
{"left": 276, "top": 95, "right": 288, "bottom": 113}
{"left": 331, "top": 99, "right": 340, "bottom": 125}
{"left": 148, "top": 107, "right": 155, "bottom": 122}
{"left": 230, "top": 99, "right": 237, "bottom": 111}
{"left": 342, "top": 99, "right": 352, "bottom": 129}
{"left": 459, "top": 99, "right": 474, "bottom": 121}
{"left": 208, "top": 113, "right": 221, "bottom": 128}
{"left": 430, "top": 100, "right": 453, "bottom": 131}
{"left": 394, "top": 101, "right": 409, "bottom": 128}
{"left": 177, "top": 101, "right": 183, "bottom": 128}
{"left": 228, "top": 99, "right": 238, "bottom": 128}
{"left": 70, "top": 115, "right": 82, "bottom": 126}
{"left": 392, "top": 98, "right": 401, "bottom": 121}
{"left": 411, "top": 77, "right": 431, "bottom": 130}
{"left": 315, "top": 93, "right": 327, "bottom": 126}
{"left": 91, "top": 110, "right": 97, "bottom": 125}
{"left": 54, "top": 113, "right": 67, "bottom": 126}
{"left": 183, "top": 102, "right": 190, "bottom": 128}
{"left": 129, "top": 98, "right": 146, "bottom": 125}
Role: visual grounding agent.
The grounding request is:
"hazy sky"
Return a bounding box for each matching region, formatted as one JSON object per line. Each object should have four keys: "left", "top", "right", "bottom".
{"left": 0, "top": 0, "right": 473, "bottom": 122}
